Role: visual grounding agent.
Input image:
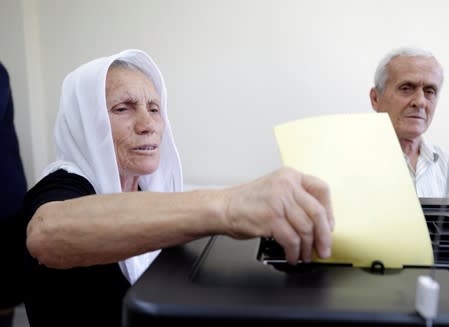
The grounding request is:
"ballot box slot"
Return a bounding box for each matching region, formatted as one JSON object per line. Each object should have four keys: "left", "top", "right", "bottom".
{"left": 258, "top": 202, "right": 449, "bottom": 269}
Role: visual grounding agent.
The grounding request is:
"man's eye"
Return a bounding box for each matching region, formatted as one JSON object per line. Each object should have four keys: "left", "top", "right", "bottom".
{"left": 115, "top": 107, "right": 128, "bottom": 113}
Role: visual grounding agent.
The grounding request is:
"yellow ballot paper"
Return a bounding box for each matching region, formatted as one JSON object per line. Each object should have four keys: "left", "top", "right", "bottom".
{"left": 274, "top": 112, "right": 433, "bottom": 268}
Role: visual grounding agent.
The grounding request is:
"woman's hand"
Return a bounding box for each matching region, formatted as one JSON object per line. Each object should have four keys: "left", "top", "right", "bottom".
{"left": 222, "top": 167, "right": 334, "bottom": 265}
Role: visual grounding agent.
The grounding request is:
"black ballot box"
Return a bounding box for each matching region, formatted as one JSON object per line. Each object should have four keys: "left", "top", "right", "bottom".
{"left": 122, "top": 198, "right": 449, "bottom": 327}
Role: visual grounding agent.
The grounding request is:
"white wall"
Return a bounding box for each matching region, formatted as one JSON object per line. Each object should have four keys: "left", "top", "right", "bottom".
{"left": 2, "top": 0, "right": 449, "bottom": 186}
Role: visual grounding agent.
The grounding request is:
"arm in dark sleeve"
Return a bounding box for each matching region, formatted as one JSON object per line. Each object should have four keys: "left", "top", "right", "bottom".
{"left": 23, "top": 169, "right": 128, "bottom": 327}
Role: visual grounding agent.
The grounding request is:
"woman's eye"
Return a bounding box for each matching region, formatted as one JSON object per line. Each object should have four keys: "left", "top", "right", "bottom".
{"left": 149, "top": 105, "right": 160, "bottom": 113}
{"left": 115, "top": 107, "right": 128, "bottom": 113}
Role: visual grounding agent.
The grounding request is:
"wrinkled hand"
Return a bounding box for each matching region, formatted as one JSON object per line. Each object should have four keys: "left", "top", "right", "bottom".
{"left": 224, "top": 167, "right": 334, "bottom": 265}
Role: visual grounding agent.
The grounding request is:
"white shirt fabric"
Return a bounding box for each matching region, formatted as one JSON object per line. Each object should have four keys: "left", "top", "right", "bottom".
{"left": 405, "top": 138, "right": 449, "bottom": 198}
{"left": 41, "top": 49, "right": 183, "bottom": 284}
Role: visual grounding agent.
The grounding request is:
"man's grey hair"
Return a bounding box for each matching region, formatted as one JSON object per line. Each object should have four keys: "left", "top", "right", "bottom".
{"left": 373, "top": 46, "right": 444, "bottom": 93}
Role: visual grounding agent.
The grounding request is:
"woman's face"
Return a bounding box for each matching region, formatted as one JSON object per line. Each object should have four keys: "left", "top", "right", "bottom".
{"left": 106, "top": 66, "right": 164, "bottom": 180}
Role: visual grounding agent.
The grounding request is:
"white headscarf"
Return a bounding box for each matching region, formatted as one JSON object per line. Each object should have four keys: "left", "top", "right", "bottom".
{"left": 42, "top": 49, "right": 183, "bottom": 284}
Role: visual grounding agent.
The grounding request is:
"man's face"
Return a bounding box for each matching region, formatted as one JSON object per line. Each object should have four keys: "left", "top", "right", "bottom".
{"left": 106, "top": 66, "right": 164, "bottom": 179}
{"left": 370, "top": 55, "right": 443, "bottom": 140}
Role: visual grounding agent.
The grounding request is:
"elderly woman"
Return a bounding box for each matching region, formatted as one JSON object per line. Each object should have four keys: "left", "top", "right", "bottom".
{"left": 22, "top": 49, "right": 334, "bottom": 326}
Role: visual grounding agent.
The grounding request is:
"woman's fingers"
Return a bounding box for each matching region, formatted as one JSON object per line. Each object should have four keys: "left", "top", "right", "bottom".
{"left": 302, "top": 174, "right": 335, "bottom": 231}
{"left": 286, "top": 188, "right": 331, "bottom": 261}
{"left": 278, "top": 171, "right": 333, "bottom": 262}
{"left": 272, "top": 221, "right": 301, "bottom": 265}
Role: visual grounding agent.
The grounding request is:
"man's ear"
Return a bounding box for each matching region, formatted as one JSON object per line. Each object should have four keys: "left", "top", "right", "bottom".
{"left": 369, "top": 88, "right": 380, "bottom": 112}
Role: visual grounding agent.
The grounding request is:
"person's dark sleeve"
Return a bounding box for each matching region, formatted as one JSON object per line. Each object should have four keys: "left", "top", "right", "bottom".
{"left": 0, "top": 62, "right": 10, "bottom": 119}
{"left": 0, "top": 62, "right": 28, "bottom": 309}
{"left": 22, "top": 169, "right": 96, "bottom": 226}
{"left": 23, "top": 170, "right": 129, "bottom": 327}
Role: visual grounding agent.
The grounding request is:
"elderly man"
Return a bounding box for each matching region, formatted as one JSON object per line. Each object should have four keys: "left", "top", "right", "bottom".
{"left": 369, "top": 46, "right": 448, "bottom": 197}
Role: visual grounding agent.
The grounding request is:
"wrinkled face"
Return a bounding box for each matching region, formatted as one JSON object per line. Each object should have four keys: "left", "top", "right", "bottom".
{"left": 106, "top": 66, "right": 164, "bottom": 179}
{"left": 370, "top": 56, "right": 443, "bottom": 140}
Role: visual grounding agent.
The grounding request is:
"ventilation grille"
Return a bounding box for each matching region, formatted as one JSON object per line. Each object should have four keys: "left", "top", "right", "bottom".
{"left": 421, "top": 198, "right": 449, "bottom": 266}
